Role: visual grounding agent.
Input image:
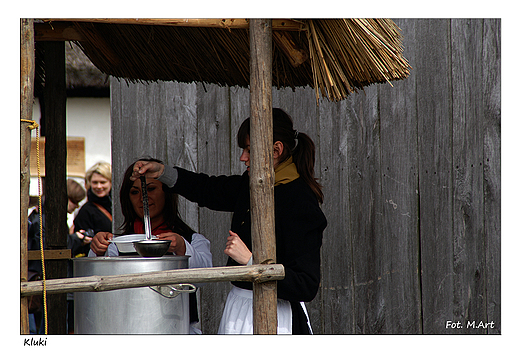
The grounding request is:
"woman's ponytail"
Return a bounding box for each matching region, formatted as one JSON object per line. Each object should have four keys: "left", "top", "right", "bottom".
{"left": 291, "top": 131, "right": 324, "bottom": 204}
{"left": 238, "top": 108, "right": 324, "bottom": 204}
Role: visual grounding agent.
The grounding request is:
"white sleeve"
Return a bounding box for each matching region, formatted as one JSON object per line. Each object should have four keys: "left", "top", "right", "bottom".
{"left": 183, "top": 233, "right": 212, "bottom": 269}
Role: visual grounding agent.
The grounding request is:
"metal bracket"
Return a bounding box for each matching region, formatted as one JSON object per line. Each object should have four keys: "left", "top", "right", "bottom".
{"left": 149, "top": 284, "right": 197, "bottom": 299}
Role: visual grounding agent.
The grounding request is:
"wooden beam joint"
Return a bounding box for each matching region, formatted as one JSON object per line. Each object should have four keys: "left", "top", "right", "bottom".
{"left": 273, "top": 31, "right": 309, "bottom": 67}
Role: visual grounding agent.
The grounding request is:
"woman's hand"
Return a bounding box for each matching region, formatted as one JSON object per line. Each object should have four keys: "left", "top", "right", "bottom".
{"left": 74, "top": 230, "right": 93, "bottom": 246}
{"left": 156, "top": 232, "right": 186, "bottom": 256}
{"left": 224, "top": 231, "right": 252, "bottom": 265}
{"left": 130, "top": 160, "right": 165, "bottom": 181}
{"left": 90, "top": 231, "right": 113, "bottom": 256}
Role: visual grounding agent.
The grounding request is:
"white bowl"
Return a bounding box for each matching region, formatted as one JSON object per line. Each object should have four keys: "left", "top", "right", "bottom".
{"left": 110, "top": 234, "right": 147, "bottom": 253}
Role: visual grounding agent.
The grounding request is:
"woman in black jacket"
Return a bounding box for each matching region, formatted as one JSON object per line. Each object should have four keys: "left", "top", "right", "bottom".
{"left": 72, "top": 161, "right": 112, "bottom": 257}
{"left": 131, "top": 108, "right": 327, "bottom": 334}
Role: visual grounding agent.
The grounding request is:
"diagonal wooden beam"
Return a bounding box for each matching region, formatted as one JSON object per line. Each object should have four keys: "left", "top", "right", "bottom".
{"left": 273, "top": 31, "right": 309, "bottom": 67}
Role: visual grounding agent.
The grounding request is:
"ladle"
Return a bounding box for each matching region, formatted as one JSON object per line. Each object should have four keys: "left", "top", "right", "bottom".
{"left": 133, "top": 176, "right": 171, "bottom": 257}
{"left": 141, "top": 175, "right": 152, "bottom": 240}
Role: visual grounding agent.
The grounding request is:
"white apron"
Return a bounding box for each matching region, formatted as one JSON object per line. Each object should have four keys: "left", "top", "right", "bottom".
{"left": 218, "top": 286, "right": 312, "bottom": 334}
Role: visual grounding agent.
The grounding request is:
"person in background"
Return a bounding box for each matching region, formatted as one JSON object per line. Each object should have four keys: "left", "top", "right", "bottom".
{"left": 27, "top": 195, "right": 45, "bottom": 334}
{"left": 89, "top": 158, "right": 212, "bottom": 334}
{"left": 69, "top": 162, "right": 111, "bottom": 333}
{"left": 131, "top": 108, "right": 327, "bottom": 334}
{"left": 67, "top": 179, "right": 88, "bottom": 255}
{"left": 73, "top": 161, "right": 112, "bottom": 257}
{"left": 27, "top": 179, "right": 87, "bottom": 334}
{"left": 65, "top": 179, "right": 86, "bottom": 334}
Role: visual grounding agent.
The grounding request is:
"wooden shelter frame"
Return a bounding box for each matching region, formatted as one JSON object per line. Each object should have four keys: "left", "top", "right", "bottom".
{"left": 20, "top": 18, "right": 283, "bottom": 335}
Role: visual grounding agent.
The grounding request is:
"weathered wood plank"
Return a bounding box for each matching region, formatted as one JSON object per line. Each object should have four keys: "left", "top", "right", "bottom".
{"left": 451, "top": 18, "right": 487, "bottom": 334}
{"left": 134, "top": 82, "right": 161, "bottom": 156}
{"left": 377, "top": 18, "right": 422, "bottom": 334}
{"left": 111, "top": 78, "right": 138, "bottom": 231}
{"left": 196, "top": 83, "right": 234, "bottom": 334}
{"left": 415, "top": 19, "right": 455, "bottom": 334}
{"left": 230, "top": 86, "right": 251, "bottom": 174}
{"left": 482, "top": 18, "right": 501, "bottom": 334}
{"left": 347, "top": 84, "right": 383, "bottom": 334}
{"left": 163, "top": 81, "right": 199, "bottom": 231}
{"left": 109, "top": 77, "right": 121, "bottom": 232}
{"left": 316, "top": 94, "right": 355, "bottom": 334}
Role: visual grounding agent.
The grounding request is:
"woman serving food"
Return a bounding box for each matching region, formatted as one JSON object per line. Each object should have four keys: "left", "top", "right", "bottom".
{"left": 89, "top": 158, "right": 212, "bottom": 333}
{"left": 130, "top": 108, "right": 327, "bottom": 334}
{"left": 89, "top": 158, "right": 212, "bottom": 268}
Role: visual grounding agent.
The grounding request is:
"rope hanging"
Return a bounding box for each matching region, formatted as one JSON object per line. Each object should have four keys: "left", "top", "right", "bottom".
{"left": 21, "top": 119, "right": 48, "bottom": 335}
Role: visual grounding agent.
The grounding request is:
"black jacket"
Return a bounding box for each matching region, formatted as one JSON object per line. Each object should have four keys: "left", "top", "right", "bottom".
{"left": 73, "top": 189, "right": 112, "bottom": 234}
{"left": 72, "top": 189, "right": 112, "bottom": 257}
{"left": 28, "top": 208, "right": 45, "bottom": 274}
{"left": 171, "top": 167, "right": 327, "bottom": 333}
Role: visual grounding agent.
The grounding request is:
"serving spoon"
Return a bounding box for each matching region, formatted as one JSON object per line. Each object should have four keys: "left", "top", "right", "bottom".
{"left": 133, "top": 176, "right": 171, "bottom": 257}
{"left": 141, "top": 175, "right": 152, "bottom": 240}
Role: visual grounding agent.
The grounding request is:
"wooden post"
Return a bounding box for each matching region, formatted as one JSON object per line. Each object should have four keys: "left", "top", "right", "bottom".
{"left": 42, "top": 40, "right": 68, "bottom": 334}
{"left": 249, "top": 19, "right": 277, "bottom": 335}
{"left": 20, "top": 18, "right": 35, "bottom": 335}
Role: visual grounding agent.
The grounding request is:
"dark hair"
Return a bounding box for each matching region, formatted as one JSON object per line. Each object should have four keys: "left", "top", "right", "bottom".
{"left": 119, "top": 157, "right": 195, "bottom": 236}
{"left": 237, "top": 108, "right": 324, "bottom": 203}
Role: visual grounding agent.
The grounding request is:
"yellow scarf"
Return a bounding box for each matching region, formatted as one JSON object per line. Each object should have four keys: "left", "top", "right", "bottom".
{"left": 274, "top": 156, "right": 300, "bottom": 186}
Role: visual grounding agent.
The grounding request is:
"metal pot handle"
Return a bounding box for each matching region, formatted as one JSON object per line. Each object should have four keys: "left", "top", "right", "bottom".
{"left": 149, "top": 284, "right": 197, "bottom": 299}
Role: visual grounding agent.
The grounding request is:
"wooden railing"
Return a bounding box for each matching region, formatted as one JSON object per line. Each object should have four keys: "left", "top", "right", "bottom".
{"left": 20, "top": 264, "right": 284, "bottom": 297}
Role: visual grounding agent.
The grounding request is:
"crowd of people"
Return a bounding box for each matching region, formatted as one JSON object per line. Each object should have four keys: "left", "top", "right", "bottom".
{"left": 27, "top": 108, "right": 327, "bottom": 335}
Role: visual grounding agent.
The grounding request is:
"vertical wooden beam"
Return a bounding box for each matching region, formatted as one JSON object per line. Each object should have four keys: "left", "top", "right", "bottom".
{"left": 20, "top": 18, "right": 35, "bottom": 335}
{"left": 42, "top": 40, "right": 68, "bottom": 334}
{"left": 249, "top": 19, "right": 277, "bottom": 335}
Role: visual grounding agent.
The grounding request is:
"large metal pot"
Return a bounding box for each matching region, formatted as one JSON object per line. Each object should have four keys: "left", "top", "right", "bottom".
{"left": 74, "top": 256, "right": 193, "bottom": 334}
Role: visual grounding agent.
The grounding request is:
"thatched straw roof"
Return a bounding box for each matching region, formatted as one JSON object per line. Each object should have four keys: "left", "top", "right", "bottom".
{"left": 34, "top": 38, "right": 109, "bottom": 96}
{"left": 40, "top": 19, "right": 411, "bottom": 102}
{"left": 66, "top": 42, "right": 109, "bottom": 92}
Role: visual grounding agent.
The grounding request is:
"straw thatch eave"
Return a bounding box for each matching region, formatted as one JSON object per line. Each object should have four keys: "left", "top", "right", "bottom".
{"left": 70, "top": 21, "right": 314, "bottom": 89}
{"left": 66, "top": 42, "right": 109, "bottom": 92}
{"left": 34, "top": 40, "right": 109, "bottom": 97}
{"left": 37, "top": 19, "right": 411, "bottom": 102}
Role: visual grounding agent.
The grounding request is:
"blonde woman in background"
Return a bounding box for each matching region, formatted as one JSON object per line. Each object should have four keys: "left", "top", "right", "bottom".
{"left": 73, "top": 161, "right": 113, "bottom": 257}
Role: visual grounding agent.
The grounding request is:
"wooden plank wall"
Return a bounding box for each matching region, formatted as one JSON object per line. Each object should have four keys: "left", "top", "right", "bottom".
{"left": 110, "top": 19, "right": 500, "bottom": 334}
